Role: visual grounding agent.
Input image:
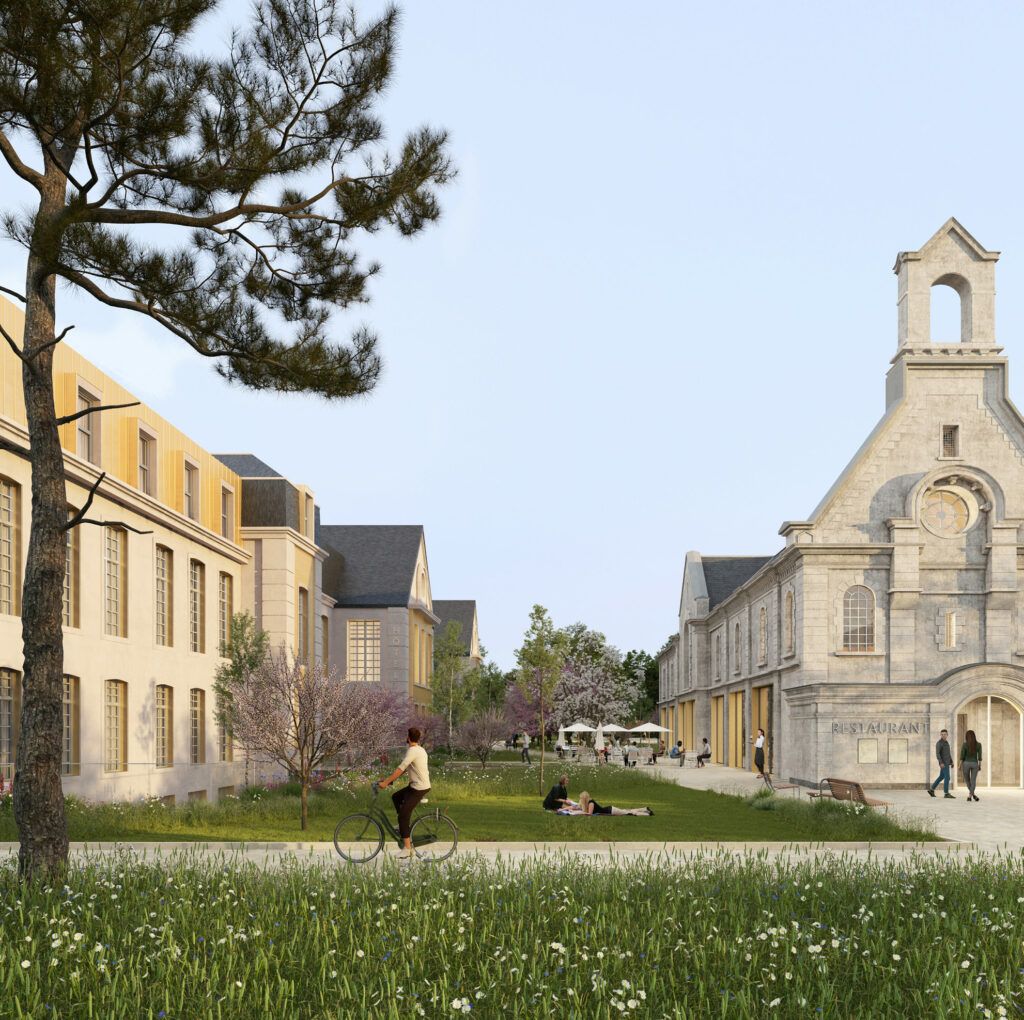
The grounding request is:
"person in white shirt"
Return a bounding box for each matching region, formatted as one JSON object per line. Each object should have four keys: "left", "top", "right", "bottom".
{"left": 751, "top": 728, "right": 766, "bottom": 778}
{"left": 696, "top": 738, "right": 711, "bottom": 768}
{"left": 379, "top": 727, "right": 431, "bottom": 860}
{"left": 521, "top": 731, "right": 532, "bottom": 764}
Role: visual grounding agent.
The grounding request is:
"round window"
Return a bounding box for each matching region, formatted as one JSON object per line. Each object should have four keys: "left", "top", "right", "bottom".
{"left": 921, "top": 489, "right": 971, "bottom": 537}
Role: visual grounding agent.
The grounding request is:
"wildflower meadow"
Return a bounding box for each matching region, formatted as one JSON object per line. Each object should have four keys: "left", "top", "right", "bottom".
{"left": 1, "top": 850, "right": 1021, "bottom": 1018}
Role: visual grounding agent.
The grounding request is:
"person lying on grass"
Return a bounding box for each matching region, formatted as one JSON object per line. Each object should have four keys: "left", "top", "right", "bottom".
{"left": 557, "top": 791, "right": 653, "bottom": 816}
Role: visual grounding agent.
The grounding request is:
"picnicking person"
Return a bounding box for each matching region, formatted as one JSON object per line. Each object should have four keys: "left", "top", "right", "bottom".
{"left": 543, "top": 774, "right": 571, "bottom": 811}
{"left": 559, "top": 791, "right": 653, "bottom": 817}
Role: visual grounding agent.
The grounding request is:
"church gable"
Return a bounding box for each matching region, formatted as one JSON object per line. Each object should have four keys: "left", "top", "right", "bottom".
{"left": 801, "top": 221, "right": 1024, "bottom": 544}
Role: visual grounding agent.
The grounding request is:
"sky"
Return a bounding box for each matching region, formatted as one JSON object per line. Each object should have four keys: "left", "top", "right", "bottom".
{"left": 4, "top": 1, "right": 1024, "bottom": 668}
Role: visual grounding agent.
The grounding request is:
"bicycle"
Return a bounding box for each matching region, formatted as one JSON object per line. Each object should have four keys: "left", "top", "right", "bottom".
{"left": 333, "top": 782, "right": 458, "bottom": 864}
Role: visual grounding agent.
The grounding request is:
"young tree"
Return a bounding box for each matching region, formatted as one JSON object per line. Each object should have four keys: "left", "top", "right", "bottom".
{"left": 430, "top": 620, "right": 474, "bottom": 750}
{"left": 468, "top": 653, "right": 510, "bottom": 714}
{"left": 213, "top": 611, "right": 270, "bottom": 738}
{"left": 225, "top": 653, "right": 404, "bottom": 830}
{"left": 514, "top": 605, "right": 566, "bottom": 793}
{"left": 0, "top": 0, "right": 452, "bottom": 877}
{"left": 453, "top": 708, "right": 507, "bottom": 769}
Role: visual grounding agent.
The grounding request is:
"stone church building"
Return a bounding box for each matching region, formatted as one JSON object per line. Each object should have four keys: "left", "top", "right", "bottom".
{"left": 659, "top": 220, "right": 1024, "bottom": 789}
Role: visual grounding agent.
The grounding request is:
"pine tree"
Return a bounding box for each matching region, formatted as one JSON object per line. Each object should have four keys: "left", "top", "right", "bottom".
{"left": 0, "top": 0, "right": 452, "bottom": 878}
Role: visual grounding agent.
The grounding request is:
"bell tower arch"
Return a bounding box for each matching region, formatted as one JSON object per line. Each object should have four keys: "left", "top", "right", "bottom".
{"left": 893, "top": 218, "right": 999, "bottom": 349}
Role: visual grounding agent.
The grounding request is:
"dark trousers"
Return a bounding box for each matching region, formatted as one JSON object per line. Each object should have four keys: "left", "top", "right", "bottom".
{"left": 521, "top": 747, "right": 531, "bottom": 763}
{"left": 392, "top": 786, "right": 429, "bottom": 839}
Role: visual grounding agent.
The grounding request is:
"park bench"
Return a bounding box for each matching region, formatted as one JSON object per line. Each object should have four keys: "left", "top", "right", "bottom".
{"left": 806, "top": 777, "right": 892, "bottom": 814}
{"left": 757, "top": 772, "right": 800, "bottom": 797}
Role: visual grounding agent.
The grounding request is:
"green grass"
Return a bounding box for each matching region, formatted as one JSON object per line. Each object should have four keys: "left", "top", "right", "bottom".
{"left": 0, "top": 766, "right": 936, "bottom": 843}
{"left": 1, "top": 851, "right": 1021, "bottom": 1018}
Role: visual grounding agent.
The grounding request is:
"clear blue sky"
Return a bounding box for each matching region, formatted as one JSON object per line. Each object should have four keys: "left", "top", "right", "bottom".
{"left": 3, "top": 2, "right": 1024, "bottom": 668}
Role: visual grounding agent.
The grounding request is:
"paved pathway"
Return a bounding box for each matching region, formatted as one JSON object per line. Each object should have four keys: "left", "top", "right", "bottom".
{"left": 0, "top": 839, "right": 986, "bottom": 870}
{"left": 648, "top": 761, "right": 1024, "bottom": 852}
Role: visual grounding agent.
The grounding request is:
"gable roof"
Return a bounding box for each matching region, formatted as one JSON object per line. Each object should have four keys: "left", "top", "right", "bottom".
{"left": 318, "top": 524, "right": 425, "bottom": 608}
{"left": 702, "top": 556, "right": 775, "bottom": 609}
{"left": 433, "top": 600, "right": 477, "bottom": 654}
{"left": 214, "top": 453, "right": 283, "bottom": 479}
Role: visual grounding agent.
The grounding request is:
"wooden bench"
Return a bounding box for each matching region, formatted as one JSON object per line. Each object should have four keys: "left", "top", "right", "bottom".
{"left": 758, "top": 773, "right": 800, "bottom": 797}
{"left": 807, "top": 777, "right": 892, "bottom": 814}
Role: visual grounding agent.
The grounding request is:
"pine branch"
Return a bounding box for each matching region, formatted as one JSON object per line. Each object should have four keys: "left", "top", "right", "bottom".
{"left": 72, "top": 518, "right": 152, "bottom": 536}
{"left": 55, "top": 399, "right": 140, "bottom": 426}
{"left": 63, "top": 472, "right": 106, "bottom": 532}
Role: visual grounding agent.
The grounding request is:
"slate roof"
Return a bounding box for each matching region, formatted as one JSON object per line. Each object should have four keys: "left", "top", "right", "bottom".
{"left": 702, "top": 556, "right": 775, "bottom": 609}
{"left": 214, "top": 453, "right": 283, "bottom": 479}
{"left": 318, "top": 524, "right": 424, "bottom": 608}
{"left": 432, "top": 600, "right": 477, "bottom": 654}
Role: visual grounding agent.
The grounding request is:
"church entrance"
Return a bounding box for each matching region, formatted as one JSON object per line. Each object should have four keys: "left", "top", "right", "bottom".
{"left": 955, "top": 695, "right": 1023, "bottom": 788}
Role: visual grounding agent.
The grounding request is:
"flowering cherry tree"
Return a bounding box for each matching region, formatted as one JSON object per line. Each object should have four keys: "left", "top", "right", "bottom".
{"left": 554, "top": 661, "right": 641, "bottom": 729}
{"left": 225, "top": 653, "right": 405, "bottom": 830}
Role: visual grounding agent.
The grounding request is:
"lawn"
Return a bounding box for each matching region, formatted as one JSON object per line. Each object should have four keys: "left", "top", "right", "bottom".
{"left": 1, "top": 852, "right": 1021, "bottom": 1018}
{"left": 0, "top": 765, "right": 936, "bottom": 843}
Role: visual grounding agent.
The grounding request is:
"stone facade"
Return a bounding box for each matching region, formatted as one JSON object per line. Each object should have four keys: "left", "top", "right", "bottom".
{"left": 659, "top": 220, "right": 1024, "bottom": 789}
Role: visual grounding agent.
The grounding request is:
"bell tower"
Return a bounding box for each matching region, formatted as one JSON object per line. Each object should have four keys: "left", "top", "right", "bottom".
{"left": 893, "top": 218, "right": 1000, "bottom": 350}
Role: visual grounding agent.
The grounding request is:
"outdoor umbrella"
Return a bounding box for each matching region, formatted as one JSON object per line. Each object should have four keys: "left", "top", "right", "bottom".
{"left": 601, "top": 724, "right": 628, "bottom": 733}
{"left": 557, "top": 727, "right": 567, "bottom": 748}
{"left": 593, "top": 724, "right": 604, "bottom": 749}
{"left": 629, "top": 723, "right": 670, "bottom": 733}
{"left": 564, "top": 722, "right": 595, "bottom": 732}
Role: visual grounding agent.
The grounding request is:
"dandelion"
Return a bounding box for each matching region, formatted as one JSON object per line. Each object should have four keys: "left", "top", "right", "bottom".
{"left": 20, "top": 960, "right": 30, "bottom": 969}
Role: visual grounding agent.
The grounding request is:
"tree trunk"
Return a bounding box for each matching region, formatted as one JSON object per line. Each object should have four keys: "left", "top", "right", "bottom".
{"left": 538, "top": 697, "right": 545, "bottom": 793}
{"left": 300, "top": 781, "right": 308, "bottom": 831}
{"left": 13, "top": 167, "right": 71, "bottom": 880}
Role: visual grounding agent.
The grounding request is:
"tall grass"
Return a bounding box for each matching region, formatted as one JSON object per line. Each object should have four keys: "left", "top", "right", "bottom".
{"left": 0, "top": 850, "right": 1020, "bottom": 1018}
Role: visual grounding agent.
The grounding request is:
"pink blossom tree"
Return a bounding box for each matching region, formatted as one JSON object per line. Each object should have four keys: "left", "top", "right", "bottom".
{"left": 225, "top": 653, "right": 405, "bottom": 830}
{"left": 453, "top": 709, "right": 508, "bottom": 768}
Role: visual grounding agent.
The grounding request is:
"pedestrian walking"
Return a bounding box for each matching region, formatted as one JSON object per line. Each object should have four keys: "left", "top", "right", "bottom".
{"left": 927, "top": 728, "right": 955, "bottom": 799}
{"left": 521, "top": 731, "right": 532, "bottom": 764}
{"left": 959, "top": 729, "right": 983, "bottom": 802}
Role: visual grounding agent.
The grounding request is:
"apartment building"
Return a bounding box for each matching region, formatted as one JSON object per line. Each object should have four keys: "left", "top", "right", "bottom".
{"left": 0, "top": 296, "right": 247, "bottom": 803}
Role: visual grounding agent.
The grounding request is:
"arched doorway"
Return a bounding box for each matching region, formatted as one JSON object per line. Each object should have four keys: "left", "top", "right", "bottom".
{"left": 954, "top": 695, "right": 1023, "bottom": 788}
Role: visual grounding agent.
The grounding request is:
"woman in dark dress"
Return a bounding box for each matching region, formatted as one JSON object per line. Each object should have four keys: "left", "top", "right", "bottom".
{"left": 575, "top": 791, "right": 652, "bottom": 816}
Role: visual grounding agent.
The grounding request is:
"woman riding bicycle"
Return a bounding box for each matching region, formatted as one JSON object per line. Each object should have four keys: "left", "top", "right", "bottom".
{"left": 378, "top": 727, "right": 430, "bottom": 860}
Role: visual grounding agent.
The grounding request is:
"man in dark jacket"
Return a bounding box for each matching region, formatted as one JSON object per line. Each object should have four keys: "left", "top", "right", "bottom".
{"left": 543, "top": 774, "right": 570, "bottom": 811}
{"left": 927, "top": 728, "right": 955, "bottom": 799}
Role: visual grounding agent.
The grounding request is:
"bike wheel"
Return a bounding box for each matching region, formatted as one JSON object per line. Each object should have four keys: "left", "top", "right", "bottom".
{"left": 333, "top": 813, "right": 384, "bottom": 863}
{"left": 409, "top": 812, "right": 458, "bottom": 862}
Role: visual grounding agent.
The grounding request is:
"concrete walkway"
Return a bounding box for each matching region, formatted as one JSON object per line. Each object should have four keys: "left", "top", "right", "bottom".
{"left": 0, "top": 839, "right": 986, "bottom": 869}
{"left": 648, "top": 761, "right": 1024, "bottom": 852}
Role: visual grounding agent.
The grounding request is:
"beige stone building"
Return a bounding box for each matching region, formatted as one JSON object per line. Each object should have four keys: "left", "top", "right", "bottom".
{"left": 660, "top": 220, "right": 1024, "bottom": 790}
{"left": 318, "top": 525, "right": 438, "bottom": 714}
{"left": 433, "top": 600, "right": 483, "bottom": 672}
{"left": 0, "top": 297, "right": 247, "bottom": 803}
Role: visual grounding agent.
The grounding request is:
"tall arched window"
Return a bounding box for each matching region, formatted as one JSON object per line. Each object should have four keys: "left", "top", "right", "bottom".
{"left": 758, "top": 606, "right": 768, "bottom": 664}
{"left": 784, "top": 591, "right": 794, "bottom": 656}
{"left": 843, "top": 586, "right": 874, "bottom": 652}
{"left": 733, "top": 622, "right": 741, "bottom": 674}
